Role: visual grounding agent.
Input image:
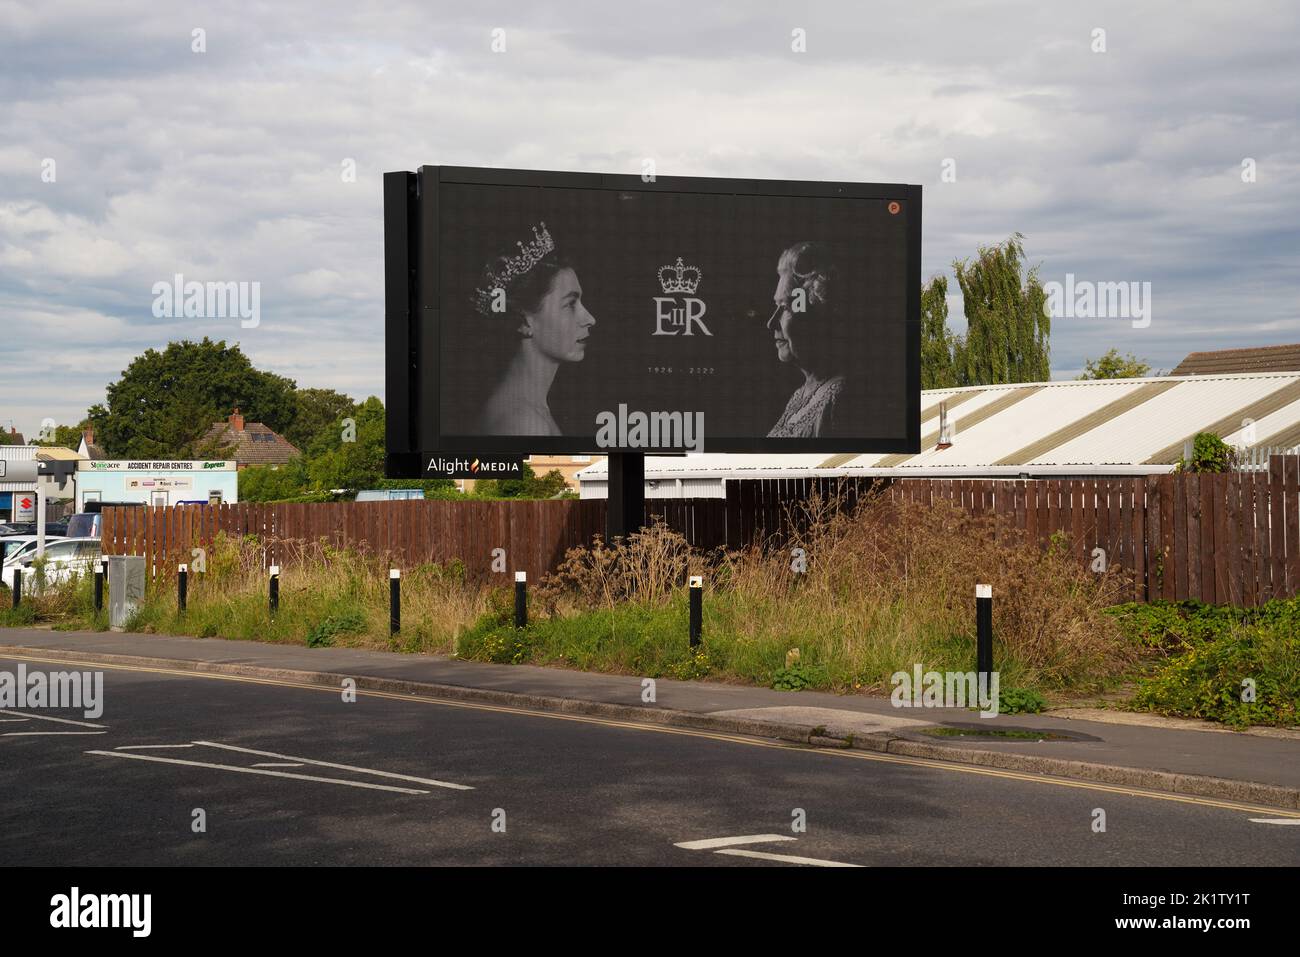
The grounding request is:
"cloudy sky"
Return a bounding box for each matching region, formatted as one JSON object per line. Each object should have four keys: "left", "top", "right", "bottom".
{"left": 1, "top": 0, "right": 1296, "bottom": 439}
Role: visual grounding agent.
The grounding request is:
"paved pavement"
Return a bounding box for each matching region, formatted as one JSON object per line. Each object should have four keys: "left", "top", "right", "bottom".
{"left": 2, "top": 653, "right": 1298, "bottom": 866}
{"left": 3, "top": 627, "right": 1298, "bottom": 798}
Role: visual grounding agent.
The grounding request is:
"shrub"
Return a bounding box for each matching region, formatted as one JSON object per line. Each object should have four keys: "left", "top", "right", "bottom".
{"left": 771, "top": 662, "right": 829, "bottom": 691}
{"left": 1174, "top": 432, "right": 1237, "bottom": 474}
{"left": 997, "top": 686, "right": 1047, "bottom": 714}
{"left": 1132, "top": 620, "right": 1299, "bottom": 727}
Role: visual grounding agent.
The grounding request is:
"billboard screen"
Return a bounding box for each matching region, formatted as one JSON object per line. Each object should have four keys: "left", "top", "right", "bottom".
{"left": 385, "top": 167, "right": 920, "bottom": 474}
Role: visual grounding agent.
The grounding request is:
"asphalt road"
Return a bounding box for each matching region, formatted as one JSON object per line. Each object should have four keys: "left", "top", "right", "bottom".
{"left": 2, "top": 654, "right": 1297, "bottom": 867}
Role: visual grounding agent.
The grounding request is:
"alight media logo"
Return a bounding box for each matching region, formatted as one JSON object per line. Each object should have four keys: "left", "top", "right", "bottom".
{"left": 425, "top": 456, "right": 522, "bottom": 478}
{"left": 151, "top": 272, "right": 261, "bottom": 329}
{"left": 653, "top": 257, "right": 712, "bottom": 336}
{"left": 50, "top": 887, "right": 151, "bottom": 938}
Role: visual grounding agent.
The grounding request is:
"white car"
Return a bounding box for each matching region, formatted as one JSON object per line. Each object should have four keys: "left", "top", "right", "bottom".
{"left": 0, "top": 534, "right": 65, "bottom": 567}
{"left": 1, "top": 537, "right": 101, "bottom": 592}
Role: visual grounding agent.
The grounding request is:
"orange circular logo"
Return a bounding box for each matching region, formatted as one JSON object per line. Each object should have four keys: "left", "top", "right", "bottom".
{"left": 887, "top": 201, "right": 901, "bottom": 215}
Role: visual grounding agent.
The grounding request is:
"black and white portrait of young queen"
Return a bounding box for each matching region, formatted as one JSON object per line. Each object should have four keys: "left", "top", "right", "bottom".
{"left": 471, "top": 222, "right": 597, "bottom": 436}
{"left": 764, "top": 241, "right": 857, "bottom": 438}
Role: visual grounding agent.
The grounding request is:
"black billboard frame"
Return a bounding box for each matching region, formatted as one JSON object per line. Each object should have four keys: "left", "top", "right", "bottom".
{"left": 385, "top": 165, "right": 922, "bottom": 477}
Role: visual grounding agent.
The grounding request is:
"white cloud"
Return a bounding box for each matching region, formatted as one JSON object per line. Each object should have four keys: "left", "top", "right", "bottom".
{"left": 1, "top": 0, "right": 1298, "bottom": 437}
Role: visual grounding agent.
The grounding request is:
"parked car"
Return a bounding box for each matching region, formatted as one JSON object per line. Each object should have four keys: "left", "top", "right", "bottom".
{"left": 0, "top": 521, "right": 70, "bottom": 536}
{"left": 1, "top": 537, "right": 101, "bottom": 591}
{"left": 64, "top": 513, "right": 103, "bottom": 538}
{"left": 1, "top": 534, "right": 67, "bottom": 567}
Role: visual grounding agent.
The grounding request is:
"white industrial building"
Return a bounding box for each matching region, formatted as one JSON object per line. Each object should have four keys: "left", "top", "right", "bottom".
{"left": 576, "top": 370, "right": 1300, "bottom": 499}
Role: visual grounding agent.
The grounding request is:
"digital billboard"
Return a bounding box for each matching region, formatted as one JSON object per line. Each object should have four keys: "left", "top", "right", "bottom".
{"left": 385, "top": 167, "right": 920, "bottom": 476}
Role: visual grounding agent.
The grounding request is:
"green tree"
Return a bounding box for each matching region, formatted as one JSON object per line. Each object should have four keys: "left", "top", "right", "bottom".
{"left": 308, "top": 396, "right": 387, "bottom": 491}
{"left": 920, "top": 275, "right": 959, "bottom": 389}
{"left": 951, "top": 233, "right": 1050, "bottom": 386}
{"left": 33, "top": 420, "right": 91, "bottom": 449}
{"left": 238, "top": 460, "right": 313, "bottom": 502}
{"left": 1078, "top": 348, "right": 1152, "bottom": 380}
{"left": 472, "top": 463, "right": 570, "bottom": 500}
{"left": 286, "top": 388, "right": 358, "bottom": 455}
{"left": 89, "top": 339, "right": 298, "bottom": 459}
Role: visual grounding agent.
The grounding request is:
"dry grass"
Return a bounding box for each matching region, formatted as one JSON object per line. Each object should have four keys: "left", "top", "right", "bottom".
{"left": 4, "top": 496, "right": 1140, "bottom": 694}
{"left": 529, "top": 492, "right": 1137, "bottom": 691}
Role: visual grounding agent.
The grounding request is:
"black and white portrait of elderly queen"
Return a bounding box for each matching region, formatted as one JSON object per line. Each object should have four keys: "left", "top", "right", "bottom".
{"left": 473, "top": 222, "right": 597, "bottom": 436}
{"left": 764, "top": 241, "right": 857, "bottom": 439}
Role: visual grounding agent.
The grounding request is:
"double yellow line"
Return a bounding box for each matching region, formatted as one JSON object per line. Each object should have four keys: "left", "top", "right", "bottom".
{"left": 6, "top": 651, "right": 1299, "bottom": 820}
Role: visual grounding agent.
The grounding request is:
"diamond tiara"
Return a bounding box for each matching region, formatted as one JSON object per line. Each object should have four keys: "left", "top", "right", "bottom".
{"left": 473, "top": 221, "right": 556, "bottom": 316}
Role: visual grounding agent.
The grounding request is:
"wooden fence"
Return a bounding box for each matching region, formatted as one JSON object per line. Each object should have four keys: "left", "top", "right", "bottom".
{"left": 101, "top": 456, "right": 1300, "bottom": 606}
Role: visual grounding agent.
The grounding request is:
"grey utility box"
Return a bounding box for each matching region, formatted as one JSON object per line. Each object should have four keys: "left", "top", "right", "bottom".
{"left": 107, "top": 555, "right": 146, "bottom": 630}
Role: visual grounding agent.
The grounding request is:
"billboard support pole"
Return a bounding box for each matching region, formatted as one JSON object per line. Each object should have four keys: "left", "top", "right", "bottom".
{"left": 606, "top": 452, "right": 645, "bottom": 543}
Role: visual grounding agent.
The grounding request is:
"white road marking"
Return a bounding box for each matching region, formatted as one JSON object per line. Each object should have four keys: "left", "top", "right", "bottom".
{"left": 714, "top": 848, "right": 863, "bottom": 867}
{"left": 0, "top": 708, "right": 106, "bottom": 728}
{"left": 0, "top": 718, "right": 31, "bottom": 723}
{"left": 191, "top": 740, "right": 473, "bottom": 791}
{"left": 85, "top": 750, "right": 432, "bottom": 795}
{"left": 116, "top": 744, "right": 195, "bottom": 750}
{"left": 3, "top": 731, "right": 107, "bottom": 737}
{"left": 674, "top": 834, "right": 796, "bottom": 850}
{"left": 1249, "top": 818, "right": 1300, "bottom": 825}
{"left": 251, "top": 762, "right": 304, "bottom": 768}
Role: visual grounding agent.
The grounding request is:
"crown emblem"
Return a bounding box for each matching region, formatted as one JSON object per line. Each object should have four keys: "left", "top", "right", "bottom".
{"left": 473, "top": 222, "right": 556, "bottom": 315}
{"left": 658, "top": 257, "right": 701, "bottom": 295}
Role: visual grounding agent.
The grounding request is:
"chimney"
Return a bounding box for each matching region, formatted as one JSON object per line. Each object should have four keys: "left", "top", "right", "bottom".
{"left": 82, "top": 426, "right": 95, "bottom": 447}
{"left": 229, "top": 407, "right": 245, "bottom": 432}
{"left": 935, "top": 401, "right": 954, "bottom": 450}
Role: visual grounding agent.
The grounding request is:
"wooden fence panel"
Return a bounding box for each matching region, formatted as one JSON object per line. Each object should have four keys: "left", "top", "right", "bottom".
{"left": 1286, "top": 456, "right": 1300, "bottom": 596}
{"left": 86, "top": 473, "right": 1300, "bottom": 604}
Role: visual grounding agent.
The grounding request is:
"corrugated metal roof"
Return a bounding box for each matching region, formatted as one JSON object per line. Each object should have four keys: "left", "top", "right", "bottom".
{"left": 1038, "top": 374, "right": 1298, "bottom": 466}
{"left": 0, "top": 446, "right": 41, "bottom": 461}
{"left": 902, "top": 381, "right": 1128, "bottom": 468}
{"left": 574, "top": 370, "right": 1300, "bottom": 481}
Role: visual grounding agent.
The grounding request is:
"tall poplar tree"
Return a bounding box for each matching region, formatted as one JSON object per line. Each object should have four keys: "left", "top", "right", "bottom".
{"left": 951, "top": 233, "right": 1050, "bottom": 385}
{"left": 920, "top": 275, "right": 959, "bottom": 389}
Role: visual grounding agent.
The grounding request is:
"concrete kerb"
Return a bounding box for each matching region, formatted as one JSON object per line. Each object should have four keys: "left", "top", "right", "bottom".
{"left": 3, "top": 644, "right": 1299, "bottom": 812}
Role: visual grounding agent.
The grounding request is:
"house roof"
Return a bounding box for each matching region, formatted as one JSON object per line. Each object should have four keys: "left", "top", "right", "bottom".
{"left": 198, "top": 420, "right": 301, "bottom": 465}
{"left": 1171, "top": 343, "right": 1300, "bottom": 376}
{"left": 576, "top": 371, "right": 1300, "bottom": 481}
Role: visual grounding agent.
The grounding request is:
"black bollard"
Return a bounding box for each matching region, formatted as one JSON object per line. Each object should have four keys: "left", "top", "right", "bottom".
{"left": 93, "top": 560, "right": 104, "bottom": 612}
{"left": 178, "top": 563, "right": 188, "bottom": 614}
{"left": 11, "top": 567, "right": 20, "bottom": 609}
{"left": 688, "top": 575, "right": 702, "bottom": 648}
{"left": 269, "top": 564, "right": 280, "bottom": 618}
{"left": 514, "top": 571, "right": 527, "bottom": 629}
{"left": 976, "top": 583, "right": 993, "bottom": 682}
{"left": 390, "top": 568, "right": 401, "bottom": 635}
